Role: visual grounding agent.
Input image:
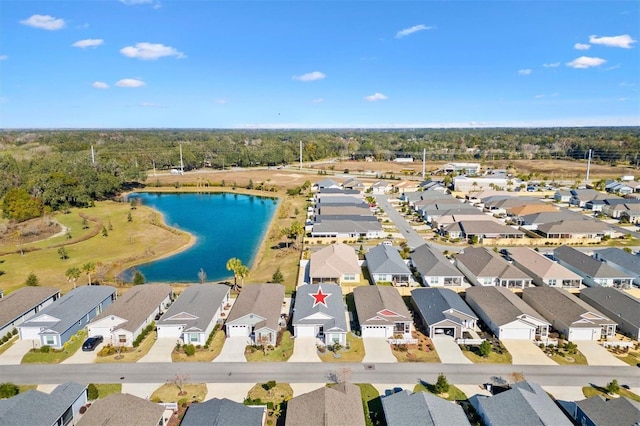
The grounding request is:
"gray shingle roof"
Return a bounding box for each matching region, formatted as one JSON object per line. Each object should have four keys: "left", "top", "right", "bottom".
{"left": 465, "top": 286, "right": 549, "bottom": 327}
{"left": 312, "top": 219, "right": 382, "bottom": 234}
{"left": 0, "top": 287, "right": 60, "bottom": 330}
{"left": 576, "top": 396, "right": 640, "bottom": 426}
{"left": 411, "top": 245, "right": 463, "bottom": 279}
{"left": 455, "top": 247, "right": 529, "bottom": 280}
{"left": 506, "top": 247, "right": 582, "bottom": 282}
{"left": 580, "top": 287, "right": 640, "bottom": 330}
{"left": 226, "top": 284, "right": 285, "bottom": 332}
{"left": 285, "top": 383, "right": 366, "bottom": 426}
{"left": 353, "top": 286, "right": 411, "bottom": 327}
{"left": 90, "top": 284, "right": 172, "bottom": 333}
{"left": 365, "top": 245, "right": 411, "bottom": 275}
{"left": 19, "top": 286, "right": 116, "bottom": 335}
{"left": 77, "top": 393, "right": 164, "bottom": 426}
{"left": 519, "top": 211, "right": 584, "bottom": 225}
{"left": 382, "top": 390, "right": 470, "bottom": 426}
{"left": 157, "top": 284, "right": 229, "bottom": 332}
{"left": 447, "top": 221, "right": 525, "bottom": 237}
{"left": 594, "top": 247, "right": 640, "bottom": 276}
{"left": 554, "top": 246, "right": 634, "bottom": 279}
{"left": 292, "top": 284, "right": 347, "bottom": 332}
{"left": 411, "top": 288, "right": 477, "bottom": 327}
{"left": 0, "top": 382, "right": 87, "bottom": 426}
{"left": 539, "top": 220, "right": 611, "bottom": 236}
{"left": 181, "top": 398, "right": 265, "bottom": 426}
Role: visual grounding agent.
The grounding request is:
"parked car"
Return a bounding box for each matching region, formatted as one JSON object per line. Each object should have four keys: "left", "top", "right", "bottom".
{"left": 82, "top": 336, "right": 103, "bottom": 351}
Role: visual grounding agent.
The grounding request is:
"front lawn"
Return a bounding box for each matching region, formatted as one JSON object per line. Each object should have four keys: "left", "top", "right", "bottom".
{"left": 92, "top": 383, "right": 122, "bottom": 399}
{"left": 245, "top": 382, "right": 293, "bottom": 425}
{"left": 582, "top": 385, "right": 640, "bottom": 402}
{"left": 172, "top": 329, "right": 226, "bottom": 362}
{"left": 391, "top": 332, "right": 440, "bottom": 363}
{"left": 414, "top": 381, "right": 468, "bottom": 402}
{"left": 540, "top": 341, "right": 587, "bottom": 365}
{"left": 150, "top": 383, "right": 207, "bottom": 404}
{"left": 318, "top": 333, "right": 365, "bottom": 363}
{"left": 0, "top": 335, "right": 18, "bottom": 356}
{"left": 22, "top": 330, "right": 86, "bottom": 364}
{"left": 462, "top": 341, "right": 512, "bottom": 364}
{"left": 95, "top": 330, "right": 158, "bottom": 363}
{"left": 245, "top": 330, "right": 294, "bottom": 362}
{"left": 356, "top": 383, "right": 385, "bottom": 426}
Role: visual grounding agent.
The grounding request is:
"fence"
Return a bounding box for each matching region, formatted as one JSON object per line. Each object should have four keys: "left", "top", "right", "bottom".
{"left": 456, "top": 338, "right": 485, "bottom": 346}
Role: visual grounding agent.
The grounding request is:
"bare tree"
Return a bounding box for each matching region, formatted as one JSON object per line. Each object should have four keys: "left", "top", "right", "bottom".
{"left": 327, "top": 367, "right": 352, "bottom": 384}
{"left": 168, "top": 373, "right": 190, "bottom": 396}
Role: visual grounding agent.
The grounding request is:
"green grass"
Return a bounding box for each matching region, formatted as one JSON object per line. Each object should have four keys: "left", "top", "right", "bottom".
{"left": 414, "top": 381, "right": 468, "bottom": 402}
{"left": 462, "top": 345, "right": 512, "bottom": 364}
{"left": 0, "top": 335, "right": 19, "bottom": 356}
{"left": 318, "top": 333, "right": 365, "bottom": 363}
{"left": 356, "top": 383, "right": 385, "bottom": 426}
{"left": 22, "top": 330, "right": 86, "bottom": 364}
{"left": 582, "top": 385, "right": 640, "bottom": 402}
{"left": 549, "top": 350, "right": 588, "bottom": 365}
{"left": 614, "top": 351, "right": 640, "bottom": 367}
{"left": 172, "top": 330, "right": 226, "bottom": 362}
{"left": 150, "top": 383, "right": 207, "bottom": 404}
{"left": 93, "top": 383, "right": 122, "bottom": 398}
{"left": 18, "top": 385, "right": 37, "bottom": 394}
{"left": 245, "top": 331, "right": 294, "bottom": 362}
{"left": 95, "top": 330, "right": 158, "bottom": 363}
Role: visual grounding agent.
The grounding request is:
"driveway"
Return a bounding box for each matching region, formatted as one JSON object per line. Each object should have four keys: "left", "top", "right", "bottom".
{"left": 501, "top": 340, "right": 557, "bottom": 365}
{"left": 288, "top": 337, "right": 321, "bottom": 362}
{"left": 61, "top": 341, "right": 106, "bottom": 364}
{"left": 138, "top": 338, "right": 175, "bottom": 363}
{"left": 213, "top": 336, "right": 249, "bottom": 362}
{"left": 577, "top": 341, "right": 627, "bottom": 366}
{"left": 430, "top": 335, "right": 472, "bottom": 364}
{"left": 0, "top": 340, "right": 34, "bottom": 365}
{"left": 205, "top": 383, "right": 254, "bottom": 402}
{"left": 362, "top": 338, "right": 397, "bottom": 363}
{"left": 122, "top": 383, "right": 162, "bottom": 399}
{"left": 291, "top": 383, "right": 325, "bottom": 396}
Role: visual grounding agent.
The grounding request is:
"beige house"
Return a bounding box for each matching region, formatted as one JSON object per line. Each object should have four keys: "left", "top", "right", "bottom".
{"left": 505, "top": 247, "right": 582, "bottom": 288}
{"left": 309, "top": 243, "right": 361, "bottom": 285}
{"left": 225, "top": 284, "right": 285, "bottom": 346}
{"left": 285, "top": 383, "right": 366, "bottom": 426}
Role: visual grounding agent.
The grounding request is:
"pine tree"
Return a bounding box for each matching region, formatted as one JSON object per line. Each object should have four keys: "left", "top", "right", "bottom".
{"left": 434, "top": 373, "right": 449, "bottom": 394}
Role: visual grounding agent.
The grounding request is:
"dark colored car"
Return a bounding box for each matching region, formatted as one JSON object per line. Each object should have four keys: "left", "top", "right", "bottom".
{"left": 82, "top": 336, "right": 104, "bottom": 351}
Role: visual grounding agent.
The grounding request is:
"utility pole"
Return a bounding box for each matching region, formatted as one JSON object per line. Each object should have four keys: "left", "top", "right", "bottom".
{"left": 179, "top": 144, "right": 184, "bottom": 175}
{"left": 422, "top": 148, "right": 426, "bottom": 180}
{"left": 91, "top": 145, "right": 95, "bottom": 165}
{"left": 299, "top": 140, "right": 302, "bottom": 171}
{"left": 586, "top": 148, "right": 592, "bottom": 183}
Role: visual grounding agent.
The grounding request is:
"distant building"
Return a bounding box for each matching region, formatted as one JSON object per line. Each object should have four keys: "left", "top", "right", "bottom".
{"left": 444, "top": 162, "right": 481, "bottom": 175}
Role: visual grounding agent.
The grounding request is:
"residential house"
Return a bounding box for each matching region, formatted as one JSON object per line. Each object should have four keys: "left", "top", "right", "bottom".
{"left": 17, "top": 286, "right": 116, "bottom": 349}
{"left": 78, "top": 393, "right": 165, "bottom": 426}
{"left": 353, "top": 286, "right": 412, "bottom": 339}
{"left": 580, "top": 287, "right": 640, "bottom": 340}
{"left": 421, "top": 205, "right": 482, "bottom": 225}
{"left": 314, "top": 203, "right": 371, "bottom": 218}
{"left": 593, "top": 247, "right": 640, "bottom": 287}
{"left": 365, "top": 244, "right": 412, "bottom": 286}
{"left": 554, "top": 190, "right": 572, "bottom": 203}
{"left": 371, "top": 181, "right": 392, "bottom": 194}
{"left": 285, "top": 383, "right": 366, "bottom": 426}
{"left": 569, "top": 189, "right": 612, "bottom": 208}
{"left": 381, "top": 390, "right": 470, "bottom": 426}
{"left": 313, "top": 178, "right": 341, "bottom": 191}
{"left": 181, "top": 398, "right": 266, "bottom": 426}
{"left": 342, "top": 178, "right": 365, "bottom": 191}
{"left": 156, "top": 284, "right": 230, "bottom": 345}
{"left": 482, "top": 196, "right": 540, "bottom": 216}
{"left": 442, "top": 220, "right": 525, "bottom": 242}
{"left": 0, "top": 382, "right": 87, "bottom": 426}
{"left": 522, "top": 287, "right": 617, "bottom": 341}
{"left": 311, "top": 216, "right": 383, "bottom": 239}
{"left": 292, "top": 284, "right": 347, "bottom": 346}
{"left": 417, "top": 179, "right": 447, "bottom": 193}
{"left": 574, "top": 396, "right": 640, "bottom": 426}
{"left": 87, "top": 284, "right": 173, "bottom": 347}
{"left": 225, "top": 284, "right": 285, "bottom": 346}
{"left": 309, "top": 243, "right": 361, "bottom": 285}
{"left": 536, "top": 220, "right": 613, "bottom": 240}
{"left": 600, "top": 198, "right": 640, "bottom": 219}
{"left": 465, "top": 286, "right": 550, "bottom": 340}
{"left": 470, "top": 381, "right": 572, "bottom": 426}
{"left": 444, "top": 162, "right": 481, "bottom": 175}
{"left": 453, "top": 176, "right": 522, "bottom": 192}
{"left": 455, "top": 247, "right": 532, "bottom": 289}
{"left": 505, "top": 247, "right": 582, "bottom": 288}
{"left": 411, "top": 288, "right": 477, "bottom": 339}
{"left": 620, "top": 204, "right": 640, "bottom": 224}
{"left": 554, "top": 246, "right": 633, "bottom": 289}
{"left": 410, "top": 244, "right": 464, "bottom": 287}
{"left": 506, "top": 203, "right": 559, "bottom": 220}
{"left": 0, "top": 287, "right": 60, "bottom": 338}
{"left": 394, "top": 180, "right": 420, "bottom": 194}
{"left": 518, "top": 210, "right": 585, "bottom": 228}
{"left": 604, "top": 181, "right": 634, "bottom": 195}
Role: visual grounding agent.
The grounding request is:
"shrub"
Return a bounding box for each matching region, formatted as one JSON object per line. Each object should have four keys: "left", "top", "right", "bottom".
{"left": 40, "top": 345, "right": 51, "bottom": 353}
{"left": 0, "top": 382, "right": 19, "bottom": 398}
{"left": 262, "top": 380, "right": 277, "bottom": 392}
{"left": 183, "top": 344, "right": 196, "bottom": 356}
{"left": 87, "top": 383, "right": 99, "bottom": 400}
{"left": 79, "top": 406, "right": 88, "bottom": 414}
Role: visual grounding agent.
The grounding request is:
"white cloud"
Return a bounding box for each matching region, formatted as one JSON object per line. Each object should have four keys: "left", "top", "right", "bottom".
{"left": 115, "top": 78, "right": 145, "bottom": 88}
{"left": 566, "top": 56, "right": 606, "bottom": 69}
{"left": 20, "top": 14, "right": 66, "bottom": 30}
{"left": 92, "top": 81, "right": 109, "bottom": 89}
{"left": 0, "top": 55, "right": 7, "bottom": 60}
{"left": 214, "top": 99, "right": 227, "bottom": 104}
{"left": 395, "top": 24, "right": 433, "bottom": 39}
{"left": 589, "top": 34, "right": 636, "bottom": 48}
{"left": 518, "top": 69, "right": 532, "bottom": 75}
{"left": 619, "top": 97, "right": 629, "bottom": 101}
{"left": 534, "top": 94, "right": 545, "bottom": 99}
{"left": 311, "top": 98, "right": 324, "bottom": 104}
{"left": 543, "top": 62, "right": 560, "bottom": 68}
{"left": 574, "top": 43, "right": 591, "bottom": 50}
{"left": 120, "top": 42, "right": 185, "bottom": 60}
{"left": 620, "top": 82, "right": 635, "bottom": 87}
{"left": 139, "top": 102, "right": 164, "bottom": 108}
{"left": 292, "top": 71, "right": 326, "bottom": 82}
{"left": 364, "top": 92, "right": 388, "bottom": 102}
{"left": 120, "top": 0, "right": 153, "bottom": 4}
{"left": 72, "top": 39, "right": 104, "bottom": 48}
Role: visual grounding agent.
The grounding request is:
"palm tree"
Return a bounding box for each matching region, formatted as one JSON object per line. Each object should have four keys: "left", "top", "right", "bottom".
{"left": 226, "top": 257, "right": 243, "bottom": 292}
{"left": 289, "top": 221, "right": 304, "bottom": 250}
{"left": 82, "top": 262, "right": 96, "bottom": 285}
{"left": 237, "top": 265, "right": 249, "bottom": 289}
{"left": 65, "top": 267, "right": 81, "bottom": 289}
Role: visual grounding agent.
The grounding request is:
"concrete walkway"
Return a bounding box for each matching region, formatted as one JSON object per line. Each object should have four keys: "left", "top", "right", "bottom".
{"left": 138, "top": 338, "right": 175, "bottom": 363}
{"left": 501, "top": 340, "right": 557, "bottom": 365}
{"left": 362, "top": 338, "right": 397, "bottom": 363}
{"left": 455, "top": 384, "right": 492, "bottom": 399}
{"left": 205, "top": 383, "right": 254, "bottom": 402}
{"left": 0, "top": 340, "right": 33, "bottom": 365}
{"left": 542, "top": 386, "right": 587, "bottom": 401}
{"left": 288, "top": 337, "right": 321, "bottom": 362}
{"left": 213, "top": 336, "right": 249, "bottom": 362}
{"left": 61, "top": 342, "right": 106, "bottom": 364}
{"left": 431, "top": 335, "right": 472, "bottom": 364}
{"left": 290, "top": 383, "right": 325, "bottom": 396}
{"left": 122, "top": 383, "right": 162, "bottom": 399}
{"left": 577, "top": 341, "right": 627, "bottom": 366}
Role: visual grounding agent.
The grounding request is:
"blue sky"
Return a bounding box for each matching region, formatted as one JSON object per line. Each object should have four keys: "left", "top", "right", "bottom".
{"left": 1, "top": 1, "right": 638, "bottom": 128}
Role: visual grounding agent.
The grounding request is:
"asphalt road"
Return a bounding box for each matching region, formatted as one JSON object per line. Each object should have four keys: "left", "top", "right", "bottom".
{"left": 1, "top": 363, "right": 637, "bottom": 388}
{"left": 374, "top": 195, "right": 428, "bottom": 249}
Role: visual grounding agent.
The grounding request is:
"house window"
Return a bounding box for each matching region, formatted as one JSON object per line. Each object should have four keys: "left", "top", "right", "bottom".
{"left": 343, "top": 274, "right": 356, "bottom": 281}
{"left": 482, "top": 278, "right": 492, "bottom": 286}
{"left": 190, "top": 334, "right": 199, "bottom": 342}
{"left": 45, "top": 336, "right": 55, "bottom": 346}
{"left": 430, "top": 277, "right": 439, "bottom": 285}
{"left": 548, "top": 279, "right": 556, "bottom": 286}
{"left": 118, "top": 335, "right": 126, "bottom": 343}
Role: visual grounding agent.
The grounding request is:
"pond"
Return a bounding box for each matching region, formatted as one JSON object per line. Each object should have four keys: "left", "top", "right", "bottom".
{"left": 123, "top": 192, "right": 279, "bottom": 283}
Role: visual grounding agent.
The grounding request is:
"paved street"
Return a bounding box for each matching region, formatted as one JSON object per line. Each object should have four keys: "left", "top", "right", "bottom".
{"left": 374, "top": 195, "right": 428, "bottom": 249}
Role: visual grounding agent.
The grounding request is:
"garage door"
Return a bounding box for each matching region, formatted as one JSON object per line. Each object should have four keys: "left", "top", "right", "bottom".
{"left": 363, "top": 326, "right": 389, "bottom": 338}
{"left": 18, "top": 327, "right": 42, "bottom": 340}
{"left": 433, "top": 327, "right": 456, "bottom": 337}
{"left": 569, "top": 327, "right": 595, "bottom": 341}
{"left": 227, "top": 325, "right": 249, "bottom": 338}
{"left": 88, "top": 326, "right": 111, "bottom": 339}
{"left": 296, "top": 325, "right": 316, "bottom": 337}
{"left": 157, "top": 325, "right": 182, "bottom": 339}
{"left": 499, "top": 328, "right": 531, "bottom": 340}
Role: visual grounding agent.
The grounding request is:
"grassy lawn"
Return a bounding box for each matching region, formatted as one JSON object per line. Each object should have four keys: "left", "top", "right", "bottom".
{"left": 245, "top": 382, "right": 293, "bottom": 425}
{"left": 0, "top": 201, "right": 191, "bottom": 294}
{"left": 150, "top": 383, "right": 207, "bottom": 404}
{"left": 391, "top": 332, "right": 441, "bottom": 362}
{"left": 613, "top": 351, "right": 640, "bottom": 367}
{"left": 22, "top": 330, "right": 86, "bottom": 364}
{"left": 0, "top": 335, "right": 19, "bottom": 356}
{"left": 582, "top": 385, "right": 640, "bottom": 402}
{"left": 318, "top": 333, "right": 365, "bottom": 363}
{"left": 92, "top": 383, "right": 122, "bottom": 399}
{"left": 356, "top": 383, "right": 385, "bottom": 426}
{"left": 549, "top": 351, "right": 588, "bottom": 365}
{"left": 245, "top": 331, "right": 294, "bottom": 362}
{"left": 414, "top": 381, "right": 468, "bottom": 402}
{"left": 95, "top": 330, "right": 158, "bottom": 363}
{"left": 462, "top": 345, "right": 513, "bottom": 364}
{"left": 172, "top": 330, "right": 226, "bottom": 362}
{"left": 18, "top": 385, "right": 37, "bottom": 393}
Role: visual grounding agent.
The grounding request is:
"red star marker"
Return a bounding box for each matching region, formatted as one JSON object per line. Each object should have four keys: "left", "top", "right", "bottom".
{"left": 310, "top": 286, "right": 331, "bottom": 308}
